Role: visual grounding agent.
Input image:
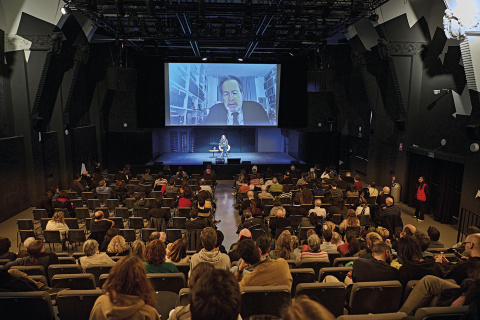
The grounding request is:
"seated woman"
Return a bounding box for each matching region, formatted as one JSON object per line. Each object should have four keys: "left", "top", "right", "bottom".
{"left": 107, "top": 235, "right": 130, "bottom": 257}
{"left": 0, "top": 237, "right": 17, "bottom": 261}
{"left": 295, "top": 234, "right": 328, "bottom": 266}
{"left": 166, "top": 239, "right": 190, "bottom": 264}
{"left": 312, "top": 183, "right": 325, "bottom": 196}
{"left": 99, "top": 228, "right": 119, "bottom": 252}
{"left": 269, "top": 230, "right": 296, "bottom": 260}
{"left": 143, "top": 239, "right": 179, "bottom": 273}
{"left": 346, "top": 185, "right": 359, "bottom": 198}
{"left": 54, "top": 191, "right": 75, "bottom": 217}
{"left": 269, "top": 199, "right": 286, "bottom": 217}
{"left": 278, "top": 184, "right": 292, "bottom": 199}
{"left": 355, "top": 197, "right": 370, "bottom": 215}
{"left": 131, "top": 240, "right": 146, "bottom": 261}
{"left": 46, "top": 211, "right": 70, "bottom": 250}
{"left": 329, "top": 199, "right": 348, "bottom": 219}
{"left": 339, "top": 209, "right": 360, "bottom": 233}
{"left": 178, "top": 189, "right": 192, "bottom": 208}
{"left": 79, "top": 240, "right": 115, "bottom": 270}
{"left": 299, "top": 187, "right": 313, "bottom": 205}
{"left": 5, "top": 240, "right": 59, "bottom": 271}
{"left": 90, "top": 255, "right": 160, "bottom": 320}
{"left": 299, "top": 212, "right": 318, "bottom": 229}
{"left": 246, "top": 199, "right": 262, "bottom": 218}
{"left": 197, "top": 198, "right": 212, "bottom": 219}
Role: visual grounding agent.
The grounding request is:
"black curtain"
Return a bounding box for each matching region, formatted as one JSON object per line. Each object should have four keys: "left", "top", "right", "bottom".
{"left": 405, "top": 152, "right": 463, "bottom": 224}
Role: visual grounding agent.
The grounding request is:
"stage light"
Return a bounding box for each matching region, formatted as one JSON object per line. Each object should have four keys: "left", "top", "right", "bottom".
{"left": 61, "top": 6, "right": 72, "bottom": 15}
{"left": 237, "top": 58, "right": 243, "bottom": 62}
{"left": 202, "top": 57, "right": 207, "bottom": 61}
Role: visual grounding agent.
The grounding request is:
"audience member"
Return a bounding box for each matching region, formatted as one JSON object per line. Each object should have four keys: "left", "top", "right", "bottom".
{"left": 72, "top": 175, "right": 86, "bottom": 196}
{"left": 45, "top": 211, "right": 69, "bottom": 250}
{"left": 166, "top": 239, "right": 190, "bottom": 264}
{"left": 144, "top": 239, "right": 179, "bottom": 273}
{"left": 235, "top": 239, "right": 292, "bottom": 290}
{"left": 191, "top": 227, "right": 231, "bottom": 270}
{"left": 90, "top": 210, "right": 114, "bottom": 243}
{"left": 36, "top": 191, "right": 55, "bottom": 217}
{"left": 0, "top": 237, "right": 17, "bottom": 261}
{"left": 299, "top": 187, "right": 313, "bottom": 205}
{"left": 258, "top": 185, "right": 273, "bottom": 199}
{"left": 331, "top": 231, "right": 344, "bottom": 247}
{"left": 337, "top": 230, "right": 356, "bottom": 256}
{"left": 279, "top": 184, "right": 293, "bottom": 199}
{"left": 295, "top": 234, "right": 328, "bottom": 265}
{"left": 131, "top": 240, "right": 146, "bottom": 260}
{"left": 299, "top": 212, "right": 319, "bottom": 229}
{"left": 309, "top": 198, "right": 327, "bottom": 218}
{"left": 178, "top": 189, "right": 193, "bottom": 208}
{"left": 413, "top": 231, "right": 434, "bottom": 259}
{"left": 99, "top": 228, "right": 119, "bottom": 252}
{"left": 281, "top": 296, "right": 335, "bottom": 320}
{"left": 346, "top": 185, "right": 359, "bottom": 197}
{"left": 378, "top": 197, "right": 403, "bottom": 237}
{"left": 270, "top": 230, "right": 296, "bottom": 260}
{"left": 229, "top": 229, "right": 252, "bottom": 262}
{"left": 351, "top": 241, "right": 398, "bottom": 283}
{"left": 320, "top": 229, "right": 337, "bottom": 252}
{"left": 339, "top": 209, "right": 360, "bottom": 233}
{"left": 396, "top": 236, "right": 435, "bottom": 287}
{"left": 216, "top": 230, "right": 227, "bottom": 254}
{"left": 357, "top": 232, "right": 382, "bottom": 259}
{"left": 90, "top": 255, "right": 160, "bottom": 320}
{"left": 79, "top": 240, "right": 115, "bottom": 270}
{"left": 96, "top": 180, "right": 113, "bottom": 197}
{"left": 368, "top": 182, "right": 379, "bottom": 197}
{"left": 237, "top": 210, "right": 267, "bottom": 233}
{"left": 427, "top": 226, "right": 444, "bottom": 248}
{"left": 5, "top": 240, "right": 59, "bottom": 272}
{"left": 54, "top": 190, "right": 75, "bottom": 217}
{"left": 107, "top": 235, "right": 130, "bottom": 257}
{"left": 377, "top": 186, "right": 393, "bottom": 206}
{"left": 186, "top": 208, "right": 212, "bottom": 230}
{"left": 269, "top": 208, "right": 291, "bottom": 237}
{"left": 17, "top": 237, "right": 36, "bottom": 258}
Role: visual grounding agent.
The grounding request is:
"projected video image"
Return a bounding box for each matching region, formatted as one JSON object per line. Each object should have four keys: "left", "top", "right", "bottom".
{"left": 165, "top": 63, "right": 279, "bottom": 126}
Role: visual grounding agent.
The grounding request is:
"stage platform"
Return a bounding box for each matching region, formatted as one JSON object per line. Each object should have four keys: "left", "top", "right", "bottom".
{"left": 150, "top": 152, "right": 304, "bottom": 166}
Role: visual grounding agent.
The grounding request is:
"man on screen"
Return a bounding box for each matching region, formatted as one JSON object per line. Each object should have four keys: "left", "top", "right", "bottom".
{"left": 202, "top": 76, "right": 270, "bottom": 125}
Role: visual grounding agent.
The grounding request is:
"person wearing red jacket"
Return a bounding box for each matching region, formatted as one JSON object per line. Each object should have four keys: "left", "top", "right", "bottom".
{"left": 414, "top": 176, "right": 429, "bottom": 221}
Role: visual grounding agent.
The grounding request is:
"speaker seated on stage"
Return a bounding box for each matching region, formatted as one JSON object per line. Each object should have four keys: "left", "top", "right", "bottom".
{"left": 201, "top": 76, "right": 270, "bottom": 126}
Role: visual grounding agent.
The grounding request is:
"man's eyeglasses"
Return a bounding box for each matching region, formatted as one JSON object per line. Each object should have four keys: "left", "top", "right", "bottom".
{"left": 223, "top": 91, "right": 240, "bottom": 98}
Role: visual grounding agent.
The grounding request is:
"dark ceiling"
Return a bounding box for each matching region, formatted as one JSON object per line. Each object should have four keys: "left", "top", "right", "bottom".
{"left": 66, "top": 0, "right": 390, "bottom": 60}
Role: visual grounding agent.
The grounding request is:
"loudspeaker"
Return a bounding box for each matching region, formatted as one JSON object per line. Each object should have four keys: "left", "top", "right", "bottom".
{"left": 242, "top": 161, "right": 252, "bottom": 165}
{"left": 466, "top": 124, "right": 480, "bottom": 140}
{"left": 215, "top": 158, "right": 225, "bottom": 165}
{"left": 203, "top": 161, "right": 212, "bottom": 166}
{"left": 108, "top": 67, "right": 137, "bottom": 91}
{"left": 227, "top": 158, "right": 241, "bottom": 164}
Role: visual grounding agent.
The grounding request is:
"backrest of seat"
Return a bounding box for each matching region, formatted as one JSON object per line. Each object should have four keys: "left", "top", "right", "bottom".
{"left": 318, "top": 266, "right": 352, "bottom": 282}
{"left": 177, "top": 287, "right": 191, "bottom": 307}
{"left": 58, "top": 257, "right": 76, "bottom": 264}
{"left": 98, "top": 274, "right": 109, "bottom": 288}
{"left": 119, "top": 228, "right": 136, "bottom": 243}
{"left": 0, "top": 291, "right": 54, "bottom": 320}
{"left": 44, "top": 230, "right": 61, "bottom": 242}
{"left": 47, "top": 264, "right": 82, "bottom": 283}
{"left": 11, "top": 265, "right": 46, "bottom": 277}
{"left": 333, "top": 256, "right": 358, "bottom": 267}
{"left": 349, "top": 281, "right": 403, "bottom": 315}
{"left": 413, "top": 306, "right": 469, "bottom": 320}
{"left": 298, "top": 259, "right": 331, "bottom": 279}
{"left": 299, "top": 227, "right": 315, "bottom": 241}
{"left": 173, "top": 263, "right": 190, "bottom": 282}
{"left": 85, "top": 266, "right": 113, "bottom": 285}
{"left": 166, "top": 229, "right": 183, "bottom": 242}
{"left": 295, "top": 282, "right": 346, "bottom": 318}
{"left": 337, "top": 312, "right": 408, "bottom": 320}
{"left": 141, "top": 228, "right": 156, "bottom": 242}
{"left": 51, "top": 273, "right": 96, "bottom": 290}
{"left": 186, "top": 229, "right": 202, "bottom": 251}
{"left": 147, "top": 273, "right": 186, "bottom": 293}
{"left": 240, "top": 285, "right": 291, "bottom": 319}
{"left": 56, "top": 289, "right": 103, "bottom": 320}
{"left": 290, "top": 268, "right": 315, "bottom": 298}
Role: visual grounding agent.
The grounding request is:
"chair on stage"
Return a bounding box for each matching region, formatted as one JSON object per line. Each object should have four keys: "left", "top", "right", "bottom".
{"left": 218, "top": 144, "right": 231, "bottom": 158}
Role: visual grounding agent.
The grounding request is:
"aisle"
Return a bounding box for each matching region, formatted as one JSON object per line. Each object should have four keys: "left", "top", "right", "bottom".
{"left": 214, "top": 180, "right": 241, "bottom": 250}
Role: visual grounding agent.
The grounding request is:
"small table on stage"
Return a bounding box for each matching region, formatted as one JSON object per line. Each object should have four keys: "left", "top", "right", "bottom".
{"left": 209, "top": 149, "right": 219, "bottom": 158}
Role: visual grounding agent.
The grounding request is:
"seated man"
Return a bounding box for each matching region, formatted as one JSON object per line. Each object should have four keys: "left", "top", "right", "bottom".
{"left": 257, "top": 185, "right": 273, "bottom": 200}
{"left": 236, "top": 210, "right": 267, "bottom": 234}
{"left": 199, "top": 179, "right": 213, "bottom": 194}
{"left": 269, "top": 208, "right": 291, "bottom": 238}
{"left": 79, "top": 240, "right": 115, "bottom": 270}
{"left": 308, "top": 198, "right": 327, "bottom": 219}
{"left": 186, "top": 208, "right": 213, "bottom": 231}
{"left": 190, "top": 227, "right": 231, "bottom": 271}
{"left": 90, "top": 210, "right": 114, "bottom": 243}
{"left": 377, "top": 186, "right": 394, "bottom": 206}
{"left": 268, "top": 177, "right": 283, "bottom": 193}
{"left": 320, "top": 229, "right": 338, "bottom": 252}
{"left": 378, "top": 197, "right": 403, "bottom": 237}
{"left": 240, "top": 191, "right": 256, "bottom": 213}
{"left": 351, "top": 241, "right": 399, "bottom": 283}
{"left": 427, "top": 226, "right": 444, "bottom": 248}
{"left": 234, "top": 238, "right": 292, "bottom": 290}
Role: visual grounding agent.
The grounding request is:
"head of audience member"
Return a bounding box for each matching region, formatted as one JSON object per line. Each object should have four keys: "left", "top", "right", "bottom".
{"left": 107, "top": 235, "right": 128, "bottom": 255}
{"left": 371, "top": 241, "right": 393, "bottom": 263}
{"left": 134, "top": 192, "right": 144, "bottom": 201}
{"left": 401, "top": 224, "right": 417, "bottom": 238}
{"left": 348, "top": 185, "right": 357, "bottom": 193}
{"left": 331, "top": 232, "right": 342, "bottom": 246}
{"left": 159, "top": 232, "right": 167, "bottom": 242}
{"left": 94, "top": 210, "right": 104, "bottom": 220}
{"left": 260, "top": 185, "right": 268, "bottom": 192}
{"left": 149, "top": 231, "right": 161, "bottom": 242}
{"left": 274, "top": 230, "right": 293, "bottom": 259}
{"left": 131, "top": 240, "right": 145, "bottom": 260}
{"left": 99, "top": 180, "right": 106, "bottom": 188}
{"left": 102, "top": 255, "right": 155, "bottom": 307}
{"left": 272, "top": 177, "right": 278, "bottom": 184}
{"left": 383, "top": 186, "right": 391, "bottom": 194}
{"left": 360, "top": 229, "right": 369, "bottom": 240}
{"left": 306, "top": 229, "right": 316, "bottom": 240}
{"left": 293, "top": 198, "right": 301, "bottom": 206}
{"left": 376, "top": 227, "right": 390, "bottom": 241}
{"left": 201, "top": 227, "right": 217, "bottom": 251}
{"left": 256, "top": 235, "right": 272, "bottom": 258}
{"left": 464, "top": 233, "right": 480, "bottom": 257}
{"left": 22, "top": 237, "right": 36, "bottom": 250}
{"left": 238, "top": 238, "right": 261, "bottom": 265}
{"left": 281, "top": 295, "right": 336, "bottom": 320}
{"left": 348, "top": 238, "right": 361, "bottom": 256}
{"left": 238, "top": 228, "right": 252, "bottom": 241}
{"left": 413, "top": 231, "right": 431, "bottom": 252}
{"left": 308, "top": 212, "right": 319, "bottom": 226}
{"left": 83, "top": 239, "right": 99, "bottom": 257}
{"left": 246, "top": 190, "right": 254, "bottom": 200}
{"left": 0, "top": 237, "right": 12, "bottom": 256}
{"left": 282, "top": 184, "right": 291, "bottom": 194}
{"left": 168, "top": 239, "right": 188, "bottom": 263}
{"left": 365, "top": 232, "right": 383, "bottom": 251}
{"left": 145, "top": 239, "right": 167, "bottom": 265}
{"left": 369, "top": 182, "right": 376, "bottom": 189}
{"left": 190, "top": 269, "right": 241, "bottom": 320}
{"left": 27, "top": 240, "right": 46, "bottom": 265}
{"left": 427, "top": 226, "right": 441, "bottom": 242}
{"left": 189, "top": 262, "right": 215, "bottom": 288}
{"left": 291, "top": 235, "right": 299, "bottom": 250}
{"left": 323, "top": 229, "right": 333, "bottom": 243}
{"left": 344, "top": 230, "right": 356, "bottom": 244}
{"left": 190, "top": 208, "right": 199, "bottom": 220}
{"left": 346, "top": 209, "right": 357, "bottom": 221}
{"left": 314, "top": 198, "right": 322, "bottom": 207}
{"left": 52, "top": 211, "right": 66, "bottom": 224}
{"left": 385, "top": 197, "right": 394, "bottom": 206}
{"left": 244, "top": 210, "right": 253, "bottom": 220}
{"left": 276, "top": 208, "right": 285, "bottom": 218}
{"left": 216, "top": 230, "right": 225, "bottom": 249}
{"left": 308, "top": 234, "right": 322, "bottom": 253}
{"left": 104, "top": 228, "right": 119, "bottom": 243}
{"left": 397, "top": 236, "right": 423, "bottom": 262}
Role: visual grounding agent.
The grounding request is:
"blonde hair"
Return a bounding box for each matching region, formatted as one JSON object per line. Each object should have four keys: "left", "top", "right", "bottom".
{"left": 366, "top": 232, "right": 383, "bottom": 250}
{"left": 107, "top": 235, "right": 128, "bottom": 254}
{"left": 282, "top": 295, "right": 336, "bottom": 320}
{"left": 331, "top": 232, "right": 342, "bottom": 245}
{"left": 52, "top": 211, "right": 65, "bottom": 224}
{"left": 131, "top": 240, "right": 145, "bottom": 260}
{"left": 376, "top": 227, "right": 390, "bottom": 241}
{"left": 274, "top": 230, "right": 293, "bottom": 259}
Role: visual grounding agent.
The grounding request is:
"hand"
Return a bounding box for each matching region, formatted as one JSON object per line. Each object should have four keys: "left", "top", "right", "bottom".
{"left": 451, "top": 295, "right": 466, "bottom": 307}
{"left": 238, "top": 259, "right": 250, "bottom": 273}
{"left": 346, "top": 271, "right": 352, "bottom": 279}
{"left": 434, "top": 254, "right": 444, "bottom": 263}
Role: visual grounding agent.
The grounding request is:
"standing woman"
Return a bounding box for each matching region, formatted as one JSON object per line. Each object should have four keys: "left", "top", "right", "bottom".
{"left": 414, "top": 176, "right": 429, "bottom": 221}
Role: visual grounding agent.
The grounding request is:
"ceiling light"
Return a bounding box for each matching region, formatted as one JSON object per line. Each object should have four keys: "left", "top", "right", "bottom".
{"left": 61, "top": 6, "right": 72, "bottom": 15}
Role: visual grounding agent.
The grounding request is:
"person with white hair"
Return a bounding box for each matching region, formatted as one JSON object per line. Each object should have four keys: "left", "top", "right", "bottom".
{"left": 308, "top": 198, "right": 327, "bottom": 218}
{"left": 79, "top": 239, "right": 115, "bottom": 270}
{"left": 258, "top": 184, "right": 273, "bottom": 199}
{"left": 17, "top": 237, "right": 37, "bottom": 258}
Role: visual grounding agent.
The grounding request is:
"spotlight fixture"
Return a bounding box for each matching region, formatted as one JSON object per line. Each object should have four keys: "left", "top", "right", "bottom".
{"left": 237, "top": 58, "right": 243, "bottom": 62}
{"left": 202, "top": 57, "right": 207, "bottom": 61}
{"left": 61, "top": 6, "right": 72, "bottom": 15}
